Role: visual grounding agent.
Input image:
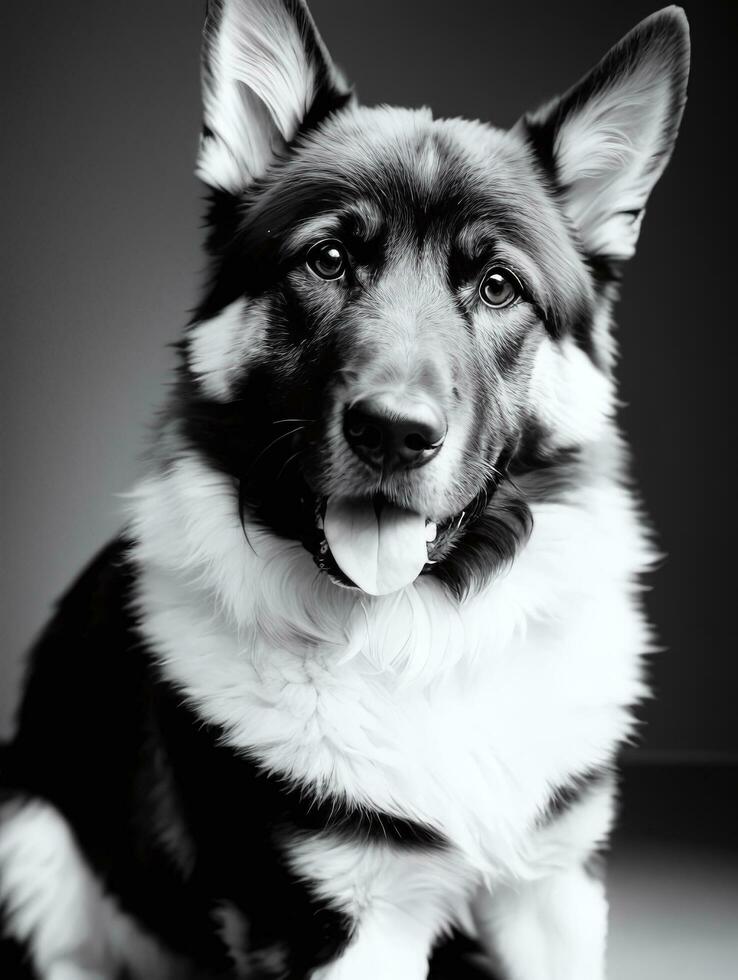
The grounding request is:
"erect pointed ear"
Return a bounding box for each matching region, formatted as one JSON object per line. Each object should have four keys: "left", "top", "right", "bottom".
{"left": 197, "top": 0, "right": 351, "bottom": 193}
{"left": 521, "top": 7, "right": 689, "bottom": 263}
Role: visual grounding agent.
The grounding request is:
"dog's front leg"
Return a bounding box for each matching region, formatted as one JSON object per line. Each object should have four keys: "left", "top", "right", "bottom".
{"left": 471, "top": 781, "right": 614, "bottom": 980}
{"left": 472, "top": 862, "right": 607, "bottom": 980}
{"left": 308, "top": 912, "right": 435, "bottom": 980}
{"left": 289, "top": 834, "right": 467, "bottom": 980}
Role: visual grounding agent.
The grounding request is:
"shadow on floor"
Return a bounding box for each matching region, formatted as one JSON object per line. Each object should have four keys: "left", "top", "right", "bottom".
{"left": 607, "top": 761, "right": 738, "bottom": 980}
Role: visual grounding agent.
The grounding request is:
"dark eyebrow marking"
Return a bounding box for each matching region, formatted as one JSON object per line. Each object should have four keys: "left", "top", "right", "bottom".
{"left": 349, "top": 197, "right": 384, "bottom": 242}
{"left": 454, "top": 220, "right": 497, "bottom": 262}
{"left": 279, "top": 213, "right": 342, "bottom": 259}
{"left": 279, "top": 198, "right": 385, "bottom": 261}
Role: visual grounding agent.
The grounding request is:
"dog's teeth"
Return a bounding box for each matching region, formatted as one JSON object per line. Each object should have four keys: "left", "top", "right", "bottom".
{"left": 316, "top": 516, "right": 324, "bottom": 530}
{"left": 425, "top": 521, "right": 437, "bottom": 543}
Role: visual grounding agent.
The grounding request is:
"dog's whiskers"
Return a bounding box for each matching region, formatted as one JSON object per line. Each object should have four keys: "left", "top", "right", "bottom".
{"left": 277, "top": 450, "right": 304, "bottom": 481}
{"left": 250, "top": 426, "right": 305, "bottom": 470}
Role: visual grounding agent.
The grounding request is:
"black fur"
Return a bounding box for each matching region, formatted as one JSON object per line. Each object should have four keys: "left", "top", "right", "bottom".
{"left": 0, "top": 931, "right": 35, "bottom": 980}
{"left": 4, "top": 540, "right": 450, "bottom": 977}
{"left": 540, "top": 767, "right": 613, "bottom": 827}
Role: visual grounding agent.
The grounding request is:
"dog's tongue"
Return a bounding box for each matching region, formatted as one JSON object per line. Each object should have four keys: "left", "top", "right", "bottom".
{"left": 324, "top": 498, "right": 428, "bottom": 595}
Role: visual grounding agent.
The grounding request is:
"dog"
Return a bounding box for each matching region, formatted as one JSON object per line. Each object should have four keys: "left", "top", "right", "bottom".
{"left": 0, "top": 2, "right": 689, "bottom": 977}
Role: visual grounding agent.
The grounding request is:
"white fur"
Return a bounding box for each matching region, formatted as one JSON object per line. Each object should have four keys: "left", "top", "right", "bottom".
{"left": 552, "top": 22, "right": 687, "bottom": 260}
{"left": 529, "top": 336, "right": 616, "bottom": 447}
{"left": 290, "top": 835, "right": 477, "bottom": 979}
{"left": 474, "top": 864, "right": 608, "bottom": 980}
{"left": 213, "top": 901, "right": 251, "bottom": 977}
{"left": 470, "top": 779, "right": 615, "bottom": 978}
{"left": 187, "top": 298, "right": 268, "bottom": 400}
{"left": 198, "top": 0, "right": 326, "bottom": 190}
{"left": 0, "top": 800, "right": 187, "bottom": 980}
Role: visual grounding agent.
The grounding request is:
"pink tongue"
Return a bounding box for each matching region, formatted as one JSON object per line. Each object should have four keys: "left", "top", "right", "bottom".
{"left": 323, "top": 498, "right": 428, "bottom": 595}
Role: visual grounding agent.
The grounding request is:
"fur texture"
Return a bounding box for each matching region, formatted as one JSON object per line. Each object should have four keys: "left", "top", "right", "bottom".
{"left": 1, "top": 2, "right": 689, "bottom": 977}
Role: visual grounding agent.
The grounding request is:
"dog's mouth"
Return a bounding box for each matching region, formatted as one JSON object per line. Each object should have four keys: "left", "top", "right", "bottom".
{"left": 320, "top": 496, "right": 432, "bottom": 595}
{"left": 310, "top": 492, "right": 483, "bottom": 595}
{"left": 241, "top": 423, "right": 503, "bottom": 594}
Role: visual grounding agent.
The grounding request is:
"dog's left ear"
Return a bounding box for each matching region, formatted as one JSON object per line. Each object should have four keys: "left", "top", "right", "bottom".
{"left": 521, "top": 7, "right": 690, "bottom": 262}
{"left": 197, "top": 0, "right": 351, "bottom": 193}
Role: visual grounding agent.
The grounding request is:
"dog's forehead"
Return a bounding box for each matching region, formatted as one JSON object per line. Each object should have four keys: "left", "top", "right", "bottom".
{"left": 232, "top": 104, "right": 593, "bottom": 330}
{"left": 255, "top": 106, "right": 591, "bottom": 319}
{"left": 243, "top": 104, "right": 575, "bottom": 285}
{"left": 290, "top": 106, "right": 542, "bottom": 227}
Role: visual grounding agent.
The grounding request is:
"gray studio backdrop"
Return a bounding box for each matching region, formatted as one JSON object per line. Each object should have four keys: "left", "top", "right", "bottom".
{"left": 2, "top": 0, "right": 735, "bottom": 755}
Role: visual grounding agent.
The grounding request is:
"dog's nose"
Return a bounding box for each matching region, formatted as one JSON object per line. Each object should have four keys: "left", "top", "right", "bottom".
{"left": 344, "top": 394, "right": 447, "bottom": 471}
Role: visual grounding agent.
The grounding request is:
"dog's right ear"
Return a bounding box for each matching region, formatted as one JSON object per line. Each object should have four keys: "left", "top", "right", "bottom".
{"left": 196, "top": 0, "right": 351, "bottom": 193}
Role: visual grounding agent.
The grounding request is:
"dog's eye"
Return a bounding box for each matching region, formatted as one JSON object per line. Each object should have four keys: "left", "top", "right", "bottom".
{"left": 306, "top": 239, "right": 347, "bottom": 281}
{"left": 479, "top": 267, "right": 523, "bottom": 309}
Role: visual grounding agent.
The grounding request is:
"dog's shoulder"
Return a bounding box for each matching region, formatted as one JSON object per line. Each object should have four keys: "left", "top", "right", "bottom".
{"left": 11, "top": 536, "right": 142, "bottom": 775}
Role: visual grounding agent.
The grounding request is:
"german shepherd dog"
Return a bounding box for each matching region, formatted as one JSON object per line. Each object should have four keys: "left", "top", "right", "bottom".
{"left": 0, "top": 2, "right": 689, "bottom": 977}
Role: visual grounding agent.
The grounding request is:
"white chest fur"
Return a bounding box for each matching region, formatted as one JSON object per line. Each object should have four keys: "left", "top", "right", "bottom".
{"left": 129, "top": 451, "right": 651, "bottom": 876}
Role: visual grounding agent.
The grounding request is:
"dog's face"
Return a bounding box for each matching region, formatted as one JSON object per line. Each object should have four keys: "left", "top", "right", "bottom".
{"left": 179, "top": 1, "right": 688, "bottom": 597}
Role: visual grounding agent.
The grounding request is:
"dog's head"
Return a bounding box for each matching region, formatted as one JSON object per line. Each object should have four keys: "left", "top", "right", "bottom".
{"left": 178, "top": 1, "right": 689, "bottom": 597}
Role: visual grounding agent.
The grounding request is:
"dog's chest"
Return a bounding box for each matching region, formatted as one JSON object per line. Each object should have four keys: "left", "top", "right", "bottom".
{"left": 139, "top": 561, "right": 640, "bottom": 873}
{"left": 267, "top": 622, "right": 629, "bottom": 868}
{"left": 132, "top": 461, "right": 647, "bottom": 871}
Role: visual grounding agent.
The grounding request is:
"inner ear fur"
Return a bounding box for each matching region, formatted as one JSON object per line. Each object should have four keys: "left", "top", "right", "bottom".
{"left": 197, "top": 0, "right": 351, "bottom": 193}
{"left": 521, "top": 6, "right": 690, "bottom": 263}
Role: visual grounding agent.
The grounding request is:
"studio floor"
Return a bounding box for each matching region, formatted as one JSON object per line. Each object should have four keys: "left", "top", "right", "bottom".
{"left": 606, "top": 763, "right": 738, "bottom": 979}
